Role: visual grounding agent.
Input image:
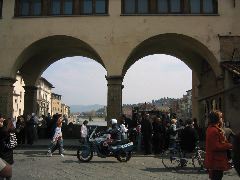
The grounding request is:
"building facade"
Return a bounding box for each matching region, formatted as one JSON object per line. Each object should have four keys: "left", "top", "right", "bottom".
{"left": 61, "top": 103, "right": 70, "bottom": 117}
{"left": 51, "top": 93, "right": 62, "bottom": 115}
{"left": 36, "top": 77, "right": 54, "bottom": 117}
{"left": 12, "top": 73, "right": 25, "bottom": 120}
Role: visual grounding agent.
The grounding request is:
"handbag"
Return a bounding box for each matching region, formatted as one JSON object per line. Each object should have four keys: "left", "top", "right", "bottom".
{"left": 6, "top": 133, "right": 18, "bottom": 149}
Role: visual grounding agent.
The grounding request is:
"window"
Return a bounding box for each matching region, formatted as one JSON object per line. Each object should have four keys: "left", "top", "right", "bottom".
{"left": 189, "top": 0, "right": 217, "bottom": 14}
{"left": 122, "top": 0, "right": 217, "bottom": 14}
{"left": 190, "top": 0, "right": 200, "bottom": 13}
{"left": 64, "top": 0, "right": 73, "bottom": 15}
{"left": 170, "top": 0, "right": 181, "bottom": 13}
{"left": 0, "top": 0, "right": 3, "bottom": 18}
{"left": 203, "top": 0, "right": 213, "bottom": 13}
{"left": 123, "top": 0, "right": 149, "bottom": 14}
{"left": 157, "top": 0, "right": 168, "bottom": 13}
{"left": 81, "top": 0, "right": 108, "bottom": 15}
{"left": 95, "top": 0, "right": 106, "bottom": 13}
{"left": 15, "top": 0, "right": 108, "bottom": 16}
{"left": 51, "top": 0, "right": 73, "bottom": 15}
{"left": 157, "top": 0, "right": 183, "bottom": 13}
{"left": 15, "top": 0, "right": 42, "bottom": 16}
{"left": 51, "top": 0, "right": 61, "bottom": 15}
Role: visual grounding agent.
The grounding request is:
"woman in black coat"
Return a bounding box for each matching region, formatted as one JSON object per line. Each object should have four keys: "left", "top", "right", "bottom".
{"left": 0, "top": 118, "right": 16, "bottom": 166}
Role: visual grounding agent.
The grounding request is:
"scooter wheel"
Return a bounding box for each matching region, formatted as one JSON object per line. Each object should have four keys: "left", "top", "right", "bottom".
{"left": 116, "top": 151, "right": 132, "bottom": 162}
{"left": 77, "top": 145, "right": 93, "bottom": 162}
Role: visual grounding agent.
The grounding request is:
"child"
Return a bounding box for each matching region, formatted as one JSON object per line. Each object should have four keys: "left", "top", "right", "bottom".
{"left": 47, "top": 116, "right": 64, "bottom": 157}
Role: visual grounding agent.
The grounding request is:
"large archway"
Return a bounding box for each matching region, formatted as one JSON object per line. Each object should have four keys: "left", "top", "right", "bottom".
{"left": 122, "top": 33, "right": 222, "bottom": 127}
{"left": 13, "top": 35, "right": 106, "bottom": 116}
{"left": 123, "top": 33, "right": 221, "bottom": 78}
{"left": 13, "top": 35, "right": 105, "bottom": 86}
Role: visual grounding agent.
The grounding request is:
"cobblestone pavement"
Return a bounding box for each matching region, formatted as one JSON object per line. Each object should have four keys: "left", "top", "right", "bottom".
{"left": 12, "top": 148, "right": 239, "bottom": 180}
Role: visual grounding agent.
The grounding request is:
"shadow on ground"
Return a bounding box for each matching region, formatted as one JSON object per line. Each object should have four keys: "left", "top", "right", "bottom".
{"left": 142, "top": 167, "right": 207, "bottom": 175}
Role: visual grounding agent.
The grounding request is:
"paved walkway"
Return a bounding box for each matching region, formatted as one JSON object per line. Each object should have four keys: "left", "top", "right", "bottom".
{"left": 12, "top": 147, "right": 239, "bottom": 180}
{"left": 17, "top": 139, "right": 80, "bottom": 149}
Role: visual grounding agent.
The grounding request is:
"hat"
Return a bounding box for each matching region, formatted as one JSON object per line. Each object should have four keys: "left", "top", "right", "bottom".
{"left": 111, "top": 119, "right": 117, "bottom": 124}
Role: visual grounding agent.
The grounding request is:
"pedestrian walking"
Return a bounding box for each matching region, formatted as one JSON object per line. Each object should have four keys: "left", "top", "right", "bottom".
{"left": 47, "top": 115, "right": 64, "bottom": 157}
{"left": 205, "top": 110, "right": 232, "bottom": 180}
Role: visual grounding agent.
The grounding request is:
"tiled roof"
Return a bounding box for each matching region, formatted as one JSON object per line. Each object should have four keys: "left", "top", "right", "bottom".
{"left": 221, "top": 61, "right": 240, "bottom": 77}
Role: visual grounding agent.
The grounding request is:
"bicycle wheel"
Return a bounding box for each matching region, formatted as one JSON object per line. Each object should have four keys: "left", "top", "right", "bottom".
{"left": 192, "top": 149, "right": 206, "bottom": 170}
{"left": 162, "top": 150, "right": 181, "bottom": 170}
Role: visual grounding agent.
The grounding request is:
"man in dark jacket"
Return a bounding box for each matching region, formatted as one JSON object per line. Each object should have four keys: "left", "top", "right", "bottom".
{"left": 179, "top": 119, "right": 199, "bottom": 153}
{"left": 141, "top": 114, "right": 152, "bottom": 155}
{"left": 109, "top": 119, "right": 122, "bottom": 145}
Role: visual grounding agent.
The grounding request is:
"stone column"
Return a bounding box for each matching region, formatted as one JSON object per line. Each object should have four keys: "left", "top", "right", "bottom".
{"left": 23, "top": 85, "right": 38, "bottom": 116}
{"left": 106, "top": 76, "right": 123, "bottom": 122}
{"left": 0, "top": 77, "right": 15, "bottom": 118}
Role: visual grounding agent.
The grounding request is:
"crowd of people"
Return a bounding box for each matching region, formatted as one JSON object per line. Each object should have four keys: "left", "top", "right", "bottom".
{"left": 0, "top": 110, "right": 240, "bottom": 180}
{"left": 118, "top": 113, "right": 200, "bottom": 155}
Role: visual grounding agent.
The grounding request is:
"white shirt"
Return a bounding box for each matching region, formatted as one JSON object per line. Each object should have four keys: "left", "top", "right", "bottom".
{"left": 53, "top": 127, "right": 62, "bottom": 141}
{"left": 120, "top": 124, "right": 128, "bottom": 135}
{"left": 81, "top": 124, "right": 88, "bottom": 138}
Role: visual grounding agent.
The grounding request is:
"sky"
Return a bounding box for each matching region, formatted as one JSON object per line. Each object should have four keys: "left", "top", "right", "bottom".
{"left": 42, "top": 54, "right": 192, "bottom": 106}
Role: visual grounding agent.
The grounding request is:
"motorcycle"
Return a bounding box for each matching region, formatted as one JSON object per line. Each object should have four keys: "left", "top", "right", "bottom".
{"left": 77, "top": 126, "right": 134, "bottom": 162}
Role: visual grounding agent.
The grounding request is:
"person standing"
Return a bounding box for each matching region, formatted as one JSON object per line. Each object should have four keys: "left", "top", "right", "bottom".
{"left": 118, "top": 118, "right": 128, "bottom": 140}
{"left": 179, "top": 119, "right": 199, "bottom": 153}
{"left": 80, "top": 120, "right": 88, "bottom": 144}
{"left": 152, "top": 117, "right": 164, "bottom": 154}
{"left": 26, "top": 114, "right": 37, "bottom": 145}
{"left": 0, "top": 118, "right": 17, "bottom": 180}
{"left": 141, "top": 114, "right": 152, "bottom": 155}
{"left": 168, "top": 119, "right": 178, "bottom": 151}
{"left": 205, "top": 110, "right": 232, "bottom": 180}
{"left": 16, "top": 116, "right": 25, "bottom": 145}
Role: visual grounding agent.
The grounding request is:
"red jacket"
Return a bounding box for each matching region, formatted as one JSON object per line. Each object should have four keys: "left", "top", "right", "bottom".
{"left": 205, "top": 125, "right": 232, "bottom": 171}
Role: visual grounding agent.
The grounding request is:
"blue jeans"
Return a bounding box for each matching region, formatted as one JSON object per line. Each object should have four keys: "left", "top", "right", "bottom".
{"left": 49, "top": 139, "right": 63, "bottom": 154}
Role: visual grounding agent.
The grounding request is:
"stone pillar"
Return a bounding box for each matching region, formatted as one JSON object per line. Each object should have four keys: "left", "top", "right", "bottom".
{"left": 0, "top": 77, "right": 15, "bottom": 118}
{"left": 23, "top": 85, "right": 38, "bottom": 116}
{"left": 106, "top": 76, "right": 123, "bottom": 122}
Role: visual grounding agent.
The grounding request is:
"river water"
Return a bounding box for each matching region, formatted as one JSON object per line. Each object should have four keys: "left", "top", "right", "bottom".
{"left": 74, "top": 117, "right": 107, "bottom": 126}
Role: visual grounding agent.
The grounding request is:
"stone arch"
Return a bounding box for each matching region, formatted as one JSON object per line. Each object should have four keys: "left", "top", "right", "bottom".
{"left": 122, "top": 33, "right": 221, "bottom": 80}
{"left": 12, "top": 35, "right": 105, "bottom": 86}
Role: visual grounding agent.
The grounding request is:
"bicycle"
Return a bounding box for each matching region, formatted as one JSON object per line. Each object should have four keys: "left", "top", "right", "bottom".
{"left": 162, "top": 140, "right": 206, "bottom": 171}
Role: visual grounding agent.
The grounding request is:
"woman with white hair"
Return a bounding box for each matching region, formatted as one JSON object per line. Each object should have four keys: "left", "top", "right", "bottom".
{"left": 118, "top": 117, "right": 128, "bottom": 140}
